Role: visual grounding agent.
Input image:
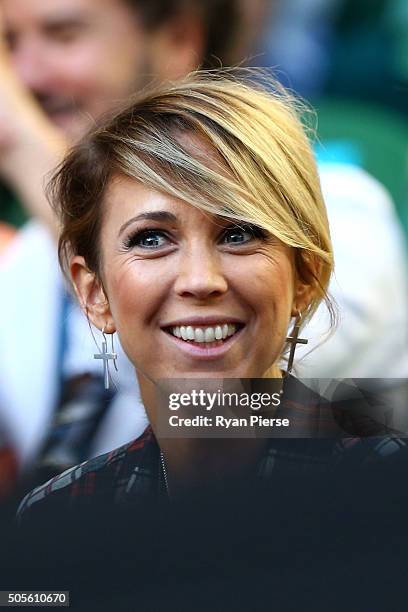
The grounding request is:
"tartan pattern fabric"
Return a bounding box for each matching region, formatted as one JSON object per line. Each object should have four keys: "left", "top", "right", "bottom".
{"left": 17, "top": 426, "right": 161, "bottom": 521}
{"left": 17, "top": 377, "right": 406, "bottom": 522}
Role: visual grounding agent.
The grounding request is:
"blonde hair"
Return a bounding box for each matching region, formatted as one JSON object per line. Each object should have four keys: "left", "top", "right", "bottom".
{"left": 51, "top": 69, "right": 334, "bottom": 327}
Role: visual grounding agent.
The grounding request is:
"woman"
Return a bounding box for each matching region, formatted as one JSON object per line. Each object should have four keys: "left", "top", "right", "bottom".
{"left": 18, "top": 69, "right": 379, "bottom": 518}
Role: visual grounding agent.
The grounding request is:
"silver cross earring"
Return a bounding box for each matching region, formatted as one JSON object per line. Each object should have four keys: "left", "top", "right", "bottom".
{"left": 94, "top": 325, "right": 118, "bottom": 390}
{"left": 286, "top": 311, "right": 308, "bottom": 374}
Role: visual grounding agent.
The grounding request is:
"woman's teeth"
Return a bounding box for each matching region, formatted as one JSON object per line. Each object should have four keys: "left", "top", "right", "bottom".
{"left": 171, "top": 324, "right": 237, "bottom": 343}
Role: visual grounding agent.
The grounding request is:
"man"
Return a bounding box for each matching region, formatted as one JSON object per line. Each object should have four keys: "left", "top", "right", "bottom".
{"left": 0, "top": 0, "right": 237, "bottom": 229}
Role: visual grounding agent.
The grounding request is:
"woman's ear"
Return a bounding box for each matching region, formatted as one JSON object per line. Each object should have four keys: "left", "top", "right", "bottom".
{"left": 292, "top": 280, "right": 316, "bottom": 317}
{"left": 70, "top": 256, "right": 116, "bottom": 332}
{"left": 292, "top": 252, "right": 322, "bottom": 316}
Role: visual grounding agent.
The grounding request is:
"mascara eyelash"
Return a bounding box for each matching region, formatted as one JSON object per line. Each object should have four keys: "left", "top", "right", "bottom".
{"left": 222, "top": 223, "right": 269, "bottom": 240}
{"left": 123, "top": 229, "right": 168, "bottom": 250}
{"left": 122, "top": 223, "right": 268, "bottom": 251}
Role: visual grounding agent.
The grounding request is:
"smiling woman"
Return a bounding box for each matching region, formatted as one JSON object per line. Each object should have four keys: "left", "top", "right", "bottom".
{"left": 19, "top": 70, "right": 338, "bottom": 516}
{"left": 53, "top": 70, "right": 334, "bottom": 382}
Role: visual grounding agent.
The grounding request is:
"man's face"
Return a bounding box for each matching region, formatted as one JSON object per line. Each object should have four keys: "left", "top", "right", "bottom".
{"left": 1, "top": 0, "right": 152, "bottom": 140}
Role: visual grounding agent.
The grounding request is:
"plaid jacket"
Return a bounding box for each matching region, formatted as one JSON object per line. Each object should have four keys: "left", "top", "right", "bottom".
{"left": 17, "top": 377, "right": 406, "bottom": 522}
{"left": 17, "top": 426, "right": 163, "bottom": 521}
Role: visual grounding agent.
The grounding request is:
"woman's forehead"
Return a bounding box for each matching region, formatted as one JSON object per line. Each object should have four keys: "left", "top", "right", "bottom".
{"left": 102, "top": 174, "right": 234, "bottom": 230}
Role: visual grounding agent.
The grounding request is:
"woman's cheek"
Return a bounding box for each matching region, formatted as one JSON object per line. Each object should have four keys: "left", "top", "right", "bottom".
{"left": 109, "top": 260, "right": 164, "bottom": 320}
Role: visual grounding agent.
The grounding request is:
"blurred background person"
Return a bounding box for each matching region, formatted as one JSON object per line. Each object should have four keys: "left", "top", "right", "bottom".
{"left": 0, "top": 0, "right": 406, "bottom": 497}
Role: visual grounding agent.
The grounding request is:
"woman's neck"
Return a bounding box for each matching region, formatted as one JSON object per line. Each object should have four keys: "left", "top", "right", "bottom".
{"left": 137, "top": 369, "right": 281, "bottom": 496}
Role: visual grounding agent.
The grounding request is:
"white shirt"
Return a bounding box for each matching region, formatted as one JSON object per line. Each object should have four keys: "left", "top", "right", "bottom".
{"left": 296, "top": 163, "right": 408, "bottom": 378}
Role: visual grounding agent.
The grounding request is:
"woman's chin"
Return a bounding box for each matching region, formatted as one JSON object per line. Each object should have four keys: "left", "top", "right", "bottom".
{"left": 155, "top": 362, "right": 258, "bottom": 381}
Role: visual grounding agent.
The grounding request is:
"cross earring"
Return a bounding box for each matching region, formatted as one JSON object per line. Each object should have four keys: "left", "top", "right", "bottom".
{"left": 94, "top": 325, "right": 118, "bottom": 390}
{"left": 286, "top": 311, "right": 308, "bottom": 374}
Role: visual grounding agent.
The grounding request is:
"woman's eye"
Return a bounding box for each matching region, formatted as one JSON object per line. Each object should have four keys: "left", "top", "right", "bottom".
{"left": 125, "top": 230, "right": 169, "bottom": 249}
{"left": 222, "top": 225, "right": 263, "bottom": 245}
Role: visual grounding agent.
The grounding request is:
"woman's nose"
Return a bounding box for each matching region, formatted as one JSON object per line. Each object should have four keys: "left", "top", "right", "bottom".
{"left": 173, "top": 246, "right": 228, "bottom": 300}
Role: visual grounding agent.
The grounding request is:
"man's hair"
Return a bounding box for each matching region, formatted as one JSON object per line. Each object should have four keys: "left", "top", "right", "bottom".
{"left": 125, "top": 0, "right": 239, "bottom": 67}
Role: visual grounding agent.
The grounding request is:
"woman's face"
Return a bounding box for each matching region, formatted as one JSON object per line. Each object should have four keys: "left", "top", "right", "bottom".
{"left": 86, "top": 173, "right": 300, "bottom": 382}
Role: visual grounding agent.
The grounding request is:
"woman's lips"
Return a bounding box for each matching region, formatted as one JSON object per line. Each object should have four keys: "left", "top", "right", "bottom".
{"left": 162, "top": 325, "right": 245, "bottom": 360}
{"left": 171, "top": 323, "right": 238, "bottom": 342}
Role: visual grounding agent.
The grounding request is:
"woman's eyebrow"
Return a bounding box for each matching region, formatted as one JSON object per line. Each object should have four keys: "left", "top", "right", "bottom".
{"left": 118, "top": 211, "right": 178, "bottom": 236}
